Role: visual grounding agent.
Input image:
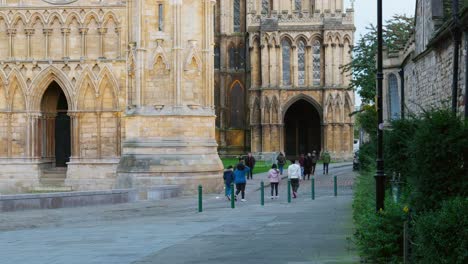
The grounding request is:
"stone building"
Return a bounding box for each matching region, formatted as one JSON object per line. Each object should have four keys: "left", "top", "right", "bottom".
{"left": 383, "top": 0, "right": 467, "bottom": 122}
{"left": 215, "top": 0, "right": 356, "bottom": 159}
{"left": 0, "top": 0, "right": 222, "bottom": 194}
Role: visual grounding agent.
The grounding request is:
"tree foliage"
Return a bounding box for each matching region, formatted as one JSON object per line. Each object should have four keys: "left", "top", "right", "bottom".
{"left": 343, "top": 15, "right": 414, "bottom": 104}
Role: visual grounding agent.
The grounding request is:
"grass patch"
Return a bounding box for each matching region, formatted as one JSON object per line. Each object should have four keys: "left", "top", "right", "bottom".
{"left": 221, "top": 158, "right": 290, "bottom": 174}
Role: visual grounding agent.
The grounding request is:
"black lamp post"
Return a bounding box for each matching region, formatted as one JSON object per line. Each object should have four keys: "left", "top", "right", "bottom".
{"left": 375, "top": 0, "right": 386, "bottom": 212}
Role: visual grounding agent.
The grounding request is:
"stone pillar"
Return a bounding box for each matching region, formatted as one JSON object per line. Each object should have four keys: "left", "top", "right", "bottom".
{"left": 324, "top": 43, "right": 331, "bottom": 86}
{"left": 79, "top": 28, "right": 88, "bottom": 58}
{"left": 117, "top": 0, "right": 223, "bottom": 194}
{"left": 61, "top": 28, "right": 70, "bottom": 59}
{"left": 43, "top": 28, "right": 53, "bottom": 59}
{"left": 25, "top": 28, "right": 34, "bottom": 59}
{"left": 261, "top": 43, "right": 269, "bottom": 87}
{"left": 7, "top": 29, "right": 16, "bottom": 59}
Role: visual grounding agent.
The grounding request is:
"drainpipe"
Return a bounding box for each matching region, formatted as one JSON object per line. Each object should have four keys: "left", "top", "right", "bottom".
{"left": 399, "top": 69, "right": 405, "bottom": 119}
{"left": 451, "top": 0, "right": 461, "bottom": 114}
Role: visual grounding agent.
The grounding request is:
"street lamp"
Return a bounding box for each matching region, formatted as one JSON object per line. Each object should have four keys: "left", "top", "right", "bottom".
{"left": 375, "top": 0, "right": 386, "bottom": 211}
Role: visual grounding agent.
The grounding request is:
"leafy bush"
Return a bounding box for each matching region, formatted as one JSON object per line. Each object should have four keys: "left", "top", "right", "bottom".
{"left": 406, "top": 110, "right": 468, "bottom": 212}
{"left": 353, "top": 170, "right": 407, "bottom": 263}
{"left": 412, "top": 197, "right": 468, "bottom": 264}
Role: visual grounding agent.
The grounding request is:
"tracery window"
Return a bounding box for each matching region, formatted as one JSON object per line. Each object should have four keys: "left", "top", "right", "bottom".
{"left": 388, "top": 74, "right": 400, "bottom": 119}
{"left": 282, "top": 39, "right": 292, "bottom": 86}
{"left": 312, "top": 40, "right": 321, "bottom": 86}
{"left": 234, "top": 0, "right": 241, "bottom": 32}
{"left": 158, "top": 4, "right": 164, "bottom": 31}
{"left": 229, "top": 46, "right": 236, "bottom": 69}
{"left": 295, "top": 0, "right": 302, "bottom": 11}
{"left": 297, "top": 40, "right": 306, "bottom": 86}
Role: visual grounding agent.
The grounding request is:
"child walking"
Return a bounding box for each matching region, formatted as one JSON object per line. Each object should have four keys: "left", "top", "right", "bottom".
{"left": 234, "top": 161, "right": 250, "bottom": 202}
{"left": 268, "top": 164, "right": 281, "bottom": 199}
{"left": 223, "top": 165, "right": 234, "bottom": 200}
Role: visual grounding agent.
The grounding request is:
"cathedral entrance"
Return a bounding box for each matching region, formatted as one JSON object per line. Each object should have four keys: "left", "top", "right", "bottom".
{"left": 284, "top": 100, "right": 321, "bottom": 159}
{"left": 41, "top": 82, "right": 71, "bottom": 167}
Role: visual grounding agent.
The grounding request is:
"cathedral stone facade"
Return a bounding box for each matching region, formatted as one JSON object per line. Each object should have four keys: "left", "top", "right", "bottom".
{"left": 215, "top": 0, "right": 355, "bottom": 159}
{"left": 0, "top": 0, "right": 223, "bottom": 194}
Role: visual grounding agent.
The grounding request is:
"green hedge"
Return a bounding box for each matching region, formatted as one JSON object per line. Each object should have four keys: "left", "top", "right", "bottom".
{"left": 412, "top": 197, "right": 468, "bottom": 264}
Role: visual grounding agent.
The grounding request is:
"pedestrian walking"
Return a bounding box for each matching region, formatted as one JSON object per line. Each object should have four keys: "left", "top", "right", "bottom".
{"left": 288, "top": 160, "right": 301, "bottom": 198}
{"left": 311, "top": 151, "right": 318, "bottom": 176}
{"left": 244, "top": 152, "right": 256, "bottom": 180}
{"left": 268, "top": 164, "right": 281, "bottom": 199}
{"left": 304, "top": 153, "right": 312, "bottom": 180}
{"left": 299, "top": 153, "right": 305, "bottom": 178}
{"left": 276, "top": 152, "right": 286, "bottom": 175}
{"left": 223, "top": 165, "right": 234, "bottom": 200}
{"left": 322, "top": 150, "right": 331, "bottom": 175}
{"left": 234, "top": 161, "right": 250, "bottom": 202}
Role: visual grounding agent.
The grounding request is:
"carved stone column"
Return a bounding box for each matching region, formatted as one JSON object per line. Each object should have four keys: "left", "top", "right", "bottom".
{"left": 79, "top": 28, "right": 88, "bottom": 58}
{"left": 43, "top": 28, "right": 53, "bottom": 58}
{"left": 6, "top": 29, "right": 16, "bottom": 59}
{"left": 61, "top": 28, "right": 71, "bottom": 59}
{"left": 25, "top": 28, "right": 35, "bottom": 59}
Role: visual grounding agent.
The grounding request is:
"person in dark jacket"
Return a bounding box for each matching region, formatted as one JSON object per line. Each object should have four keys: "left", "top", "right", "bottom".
{"left": 276, "top": 152, "right": 286, "bottom": 175}
{"left": 311, "top": 150, "right": 318, "bottom": 176}
{"left": 303, "top": 153, "right": 313, "bottom": 180}
{"left": 234, "top": 161, "right": 250, "bottom": 202}
{"left": 244, "top": 152, "right": 256, "bottom": 180}
{"left": 223, "top": 165, "right": 234, "bottom": 200}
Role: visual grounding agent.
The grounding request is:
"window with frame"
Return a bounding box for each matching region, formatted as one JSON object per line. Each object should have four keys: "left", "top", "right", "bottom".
{"left": 312, "top": 40, "right": 321, "bottom": 86}
{"left": 388, "top": 74, "right": 400, "bottom": 119}
{"left": 262, "top": 0, "right": 270, "bottom": 14}
{"left": 230, "top": 82, "right": 245, "bottom": 128}
{"left": 214, "top": 46, "right": 220, "bottom": 69}
{"left": 282, "top": 39, "right": 292, "bottom": 86}
{"left": 297, "top": 40, "right": 306, "bottom": 86}
{"left": 234, "top": 0, "right": 241, "bottom": 32}
{"left": 158, "top": 4, "right": 164, "bottom": 31}
{"left": 229, "top": 46, "right": 236, "bottom": 69}
{"left": 295, "top": 0, "right": 302, "bottom": 11}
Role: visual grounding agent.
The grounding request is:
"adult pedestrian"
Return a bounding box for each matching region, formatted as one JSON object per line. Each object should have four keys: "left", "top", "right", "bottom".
{"left": 234, "top": 161, "right": 250, "bottom": 202}
{"left": 288, "top": 160, "right": 301, "bottom": 198}
{"left": 303, "top": 153, "right": 312, "bottom": 180}
{"left": 322, "top": 150, "right": 331, "bottom": 175}
{"left": 223, "top": 165, "right": 234, "bottom": 200}
{"left": 311, "top": 150, "right": 318, "bottom": 176}
{"left": 268, "top": 164, "right": 281, "bottom": 199}
{"left": 244, "top": 152, "right": 256, "bottom": 180}
{"left": 276, "top": 152, "right": 286, "bottom": 175}
{"left": 299, "top": 154, "right": 305, "bottom": 178}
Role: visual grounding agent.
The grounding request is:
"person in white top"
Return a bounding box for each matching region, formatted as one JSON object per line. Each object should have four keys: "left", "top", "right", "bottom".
{"left": 288, "top": 160, "right": 302, "bottom": 198}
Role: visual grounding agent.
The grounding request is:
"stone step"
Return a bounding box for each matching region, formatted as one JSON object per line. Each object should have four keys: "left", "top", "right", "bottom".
{"left": 41, "top": 172, "right": 67, "bottom": 179}
{"left": 31, "top": 186, "right": 73, "bottom": 193}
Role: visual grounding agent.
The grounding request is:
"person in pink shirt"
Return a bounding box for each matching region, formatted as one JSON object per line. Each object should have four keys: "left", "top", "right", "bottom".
{"left": 268, "top": 164, "right": 281, "bottom": 199}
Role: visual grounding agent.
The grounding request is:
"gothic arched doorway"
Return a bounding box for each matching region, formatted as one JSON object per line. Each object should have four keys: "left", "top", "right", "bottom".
{"left": 284, "top": 99, "right": 321, "bottom": 159}
{"left": 40, "top": 81, "right": 71, "bottom": 167}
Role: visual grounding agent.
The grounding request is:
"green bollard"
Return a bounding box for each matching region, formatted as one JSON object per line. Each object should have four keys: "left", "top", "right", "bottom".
{"left": 287, "top": 179, "right": 291, "bottom": 203}
{"left": 230, "top": 183, "right": 235, "bottom": 209}
{"left": 312, "top": 177, "right": 315, "bottom": 200}
{"left": 334, "top": 175, "right": 337, "bottom": 197}
{"left": 198, "top": 185, "right": 203, "bottom": 212}
{"left": 260, "top": 181, "right": 264, "bottom": 206}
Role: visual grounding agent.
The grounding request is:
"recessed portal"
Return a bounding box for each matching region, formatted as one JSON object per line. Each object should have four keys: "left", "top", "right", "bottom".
{"left": 284, "top": 99, "right": 321, "bottom": 158}
{"left": 41, "top": 82, "right": 71, "bottom": 167}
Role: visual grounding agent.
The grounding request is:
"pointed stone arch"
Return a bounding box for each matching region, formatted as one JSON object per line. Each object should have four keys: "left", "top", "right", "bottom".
{"left": 65, "top": 12, "right": 83, "bottom": 27}
{"left": 282, "top": 94, "right": 323, "bottom": 122}
{"left": 251, "top": 96, "right": 261, "bottom": 125}
{"left": 184, "top": 43, "right": 202, "bottom": 74}
{"left": 29, "top": 66, "right": 74, "bottom": 111}
{"left": 271, "top": 96, "right": 279, "bottom": 124}
{"left": 102, "top": 11, "right": 120, "bottom": 27}
{"left": 10, "top": 82, "right": 26, "bottom": 111}
{"left": 0, "top": 79, "right": 7, "bottom": 110}
{"left": 46, "top": 12, "right": 64, "bottom": 27}
{"left": 262, "top": 96, "right": 271, "bottom": 124}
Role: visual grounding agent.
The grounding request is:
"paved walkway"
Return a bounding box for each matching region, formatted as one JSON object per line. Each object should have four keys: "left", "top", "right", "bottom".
{"left": 0, "top": 163, "right": 358, "bottom": 264}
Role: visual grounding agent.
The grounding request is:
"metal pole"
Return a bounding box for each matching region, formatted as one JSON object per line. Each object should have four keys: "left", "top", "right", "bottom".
{"left": 231, "top": 183, "right": 235, "bottom": 209}
{"left": 198, "top": 185, "right": 203, "bottom": 212}
{"left": 287, "top": 179, "right": 291, "bottom": 203}
{"left": 334, "top": 175, "right": 337, "bottom": 197}
{"left": 375, "top": 0, "right": 386, "bottom": 212}
{"left": 260, "top": 181, "right": 264, "bottom": 206}
{"left": 311, "top": 177, "right": 315, "bottom": 200}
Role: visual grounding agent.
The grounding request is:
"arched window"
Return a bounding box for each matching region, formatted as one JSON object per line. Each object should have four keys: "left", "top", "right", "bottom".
{"left": 282, "top": 39, "right": 292, "bottom": 86}
{"left": 233, "top": 0, "right": 241, "bottom": 32}
{"left": 297, "top": 40, "right": 306, "bottom": 86}
{"left": 214, "top": 46, "right": 220, "bottom": 69}
{"left": 229, "top": 46, "right": 236, "bottom": 69}
{"left": 388, "top": 74, "right": 400, "bottom": 119}
{"left": 312, "top": 40, "right": 321, "bottom": 86}
{"left": 295, "top": 0, "right": 302, "bottom": 11}
{"left": 262, "top": 0, "right": 270, "bottom": 14}
{"left": 236, "top": 45, "right": 245, "bottom": 69}
{"left": 230, "top": 82, "right": 245, "bottom": 128}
